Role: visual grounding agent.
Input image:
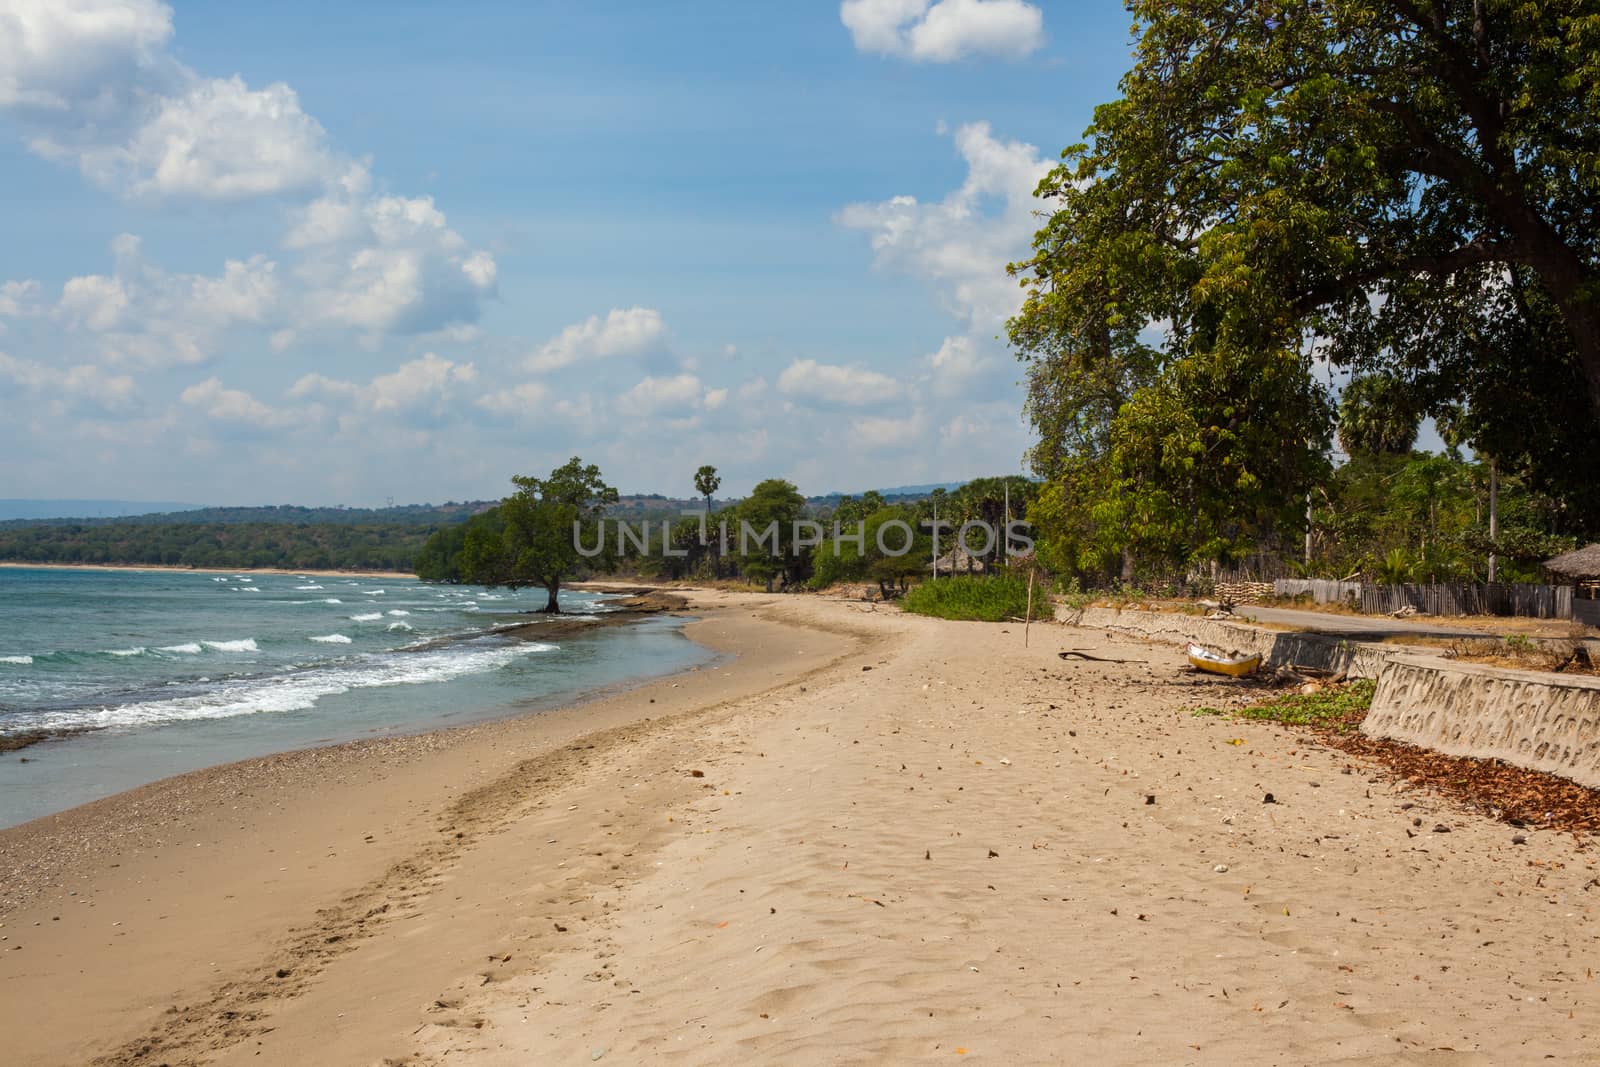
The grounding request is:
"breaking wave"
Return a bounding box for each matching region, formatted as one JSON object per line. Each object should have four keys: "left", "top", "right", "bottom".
{"left": 14, "top": 641, "right": 558, "bottom": 733}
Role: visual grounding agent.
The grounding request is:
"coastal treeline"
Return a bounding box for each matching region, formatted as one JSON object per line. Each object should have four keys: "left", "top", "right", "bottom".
{"left": 0, "top": 522, "right": 430, "bottom": 571}
{"left": 1010, "top": 1, "right": 1599, "bottom": 589}
{"left": 415, "top": 462, "right": 1040, "bottom": 604}
{"left": 0, "top": 502, "right": 490, "bottom": 529}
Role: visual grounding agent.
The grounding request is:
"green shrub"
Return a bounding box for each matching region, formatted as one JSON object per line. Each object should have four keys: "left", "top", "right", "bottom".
{"left": 1193, "top": 678, "right": 1377, "bottom": 729}
{"left": 902, "top": 574, "right": 1034, "bottom": 622}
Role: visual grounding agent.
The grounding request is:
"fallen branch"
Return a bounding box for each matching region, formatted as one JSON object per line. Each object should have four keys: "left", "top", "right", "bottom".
{"left": 1058, "top": 650, "right": 1134, "bottom": 663}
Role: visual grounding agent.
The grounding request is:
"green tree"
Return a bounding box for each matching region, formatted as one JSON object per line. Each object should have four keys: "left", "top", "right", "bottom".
{"left": 1013, "top": 0, "right": 1600, "bottom": 557}
{"left": 693, "top": 464, "right": 722, "bottom": 577}
{"left": 733, "top": 478, "right": 808, "bottom": 592}
{"left": 463, "top": 458, "right": 618, "bottom": 613}
{"left": 1336, "top": 375, "right": 1420, "bottom": 456}
{"left": 693, "top": 465, "right": 721, "bottom": 510}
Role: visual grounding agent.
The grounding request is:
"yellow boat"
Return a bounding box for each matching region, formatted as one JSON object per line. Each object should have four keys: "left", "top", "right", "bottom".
{"left": 1185, "top": 641, "right": 1261, "bottom": 678}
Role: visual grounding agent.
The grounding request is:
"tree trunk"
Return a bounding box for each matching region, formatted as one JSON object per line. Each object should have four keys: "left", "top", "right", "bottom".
{"left": 1488, "top": 459, "right": 1498, "bottom": 585}
{"left": 1559, "top": 298, "right": 1600, "bottom": 423}
{"left": 541, "top": 581, "right": 561, "bottom": 614}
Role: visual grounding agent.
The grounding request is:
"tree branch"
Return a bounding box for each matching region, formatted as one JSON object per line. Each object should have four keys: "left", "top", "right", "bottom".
{"left": 1293, "top": 238, "right": 1520, "bottom": 315}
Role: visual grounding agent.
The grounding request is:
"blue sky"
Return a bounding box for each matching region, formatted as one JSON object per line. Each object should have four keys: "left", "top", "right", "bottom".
{"left": 0, "top": 1, "right": 1138, "bottom": 505}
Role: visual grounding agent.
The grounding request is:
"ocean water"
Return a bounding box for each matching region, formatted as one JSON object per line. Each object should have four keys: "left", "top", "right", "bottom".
{"left": 0, "top": 567, "right": 712, "bottom": 827}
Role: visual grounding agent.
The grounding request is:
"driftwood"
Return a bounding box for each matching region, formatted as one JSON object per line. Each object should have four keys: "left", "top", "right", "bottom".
{"left": 1058, "top": 650, "right": 1134, "bottom": 664}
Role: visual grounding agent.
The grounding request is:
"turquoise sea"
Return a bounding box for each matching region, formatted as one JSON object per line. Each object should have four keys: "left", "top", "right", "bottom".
{"left": 0, "top": 567, "right": 711, "bottom": 828}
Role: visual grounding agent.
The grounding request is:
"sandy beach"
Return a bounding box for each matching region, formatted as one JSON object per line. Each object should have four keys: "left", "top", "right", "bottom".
{"left": 2, "top": 589, "right": 1596, "bottom": 1065}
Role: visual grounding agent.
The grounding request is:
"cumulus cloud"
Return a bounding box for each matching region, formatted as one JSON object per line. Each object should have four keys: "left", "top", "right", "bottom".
{"left": 849, "top": 409, "right": 927, "bottom": 450}
{"left": 0, "top": 279, "right": 41, "bottom": 318}
{"left": 0, "top": 350, "right": 138, "bottom": 414}
{"left": 475, "top": 381, "right": 549, "bottom": 418}
{"left": 840, "top": 0, "right": 1043, "bottom": 61}
{"left": 777, "top": 358, "right": 900, "bottom": 408}
{"left": 0, "top": 0, "right": 175, "bottom": 115}
{"left": 0, "top": 2, "right": 496, "bottom": 341}
{"left": 924, "top": 334, "right": 992, "bottom": 396}
{"left": 2, "top": 2, "right": 333, "bottom": 199}
{"left": 526, "top": 307, "right": 667, "bottom": 373}
{"left": 180, "top": 376, "right": 291, "bottom": 428}
{"left": 837, "top": 121, "right": 1049, "bottom": 331}
{"left": 49, "top": 234, "right": 279, "bottom": 366}
{"left": 290, "top": 353, "right": 477, "bottom": 416}
{"left": 292, "top": 179, "right": 497, "bottom": 336}
{"left": 616, "top": 373, "right": 713, "bottom": 417}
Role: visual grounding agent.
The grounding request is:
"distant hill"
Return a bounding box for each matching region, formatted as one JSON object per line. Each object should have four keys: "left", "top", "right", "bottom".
{"left": 0, "top": 501, "right": 496, "bottom": 530}
{"left": 0, "top": 499, "right": 203, "bottom": 521}
{"left": 805, "top": 482, "right": 966, "bottom": 507}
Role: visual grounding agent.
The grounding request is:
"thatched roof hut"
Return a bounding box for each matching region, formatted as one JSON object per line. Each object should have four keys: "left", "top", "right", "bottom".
{"left": 1543, "top": 543, "right": 1600, "bottom": 581}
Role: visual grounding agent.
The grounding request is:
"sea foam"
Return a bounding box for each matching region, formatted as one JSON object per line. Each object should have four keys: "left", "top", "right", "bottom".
{"left": 23, "top": 641, "right": 557, "bottom": 733}
{"left": 202, "top": 639, "right": 259, "bottom": 653}
{"left": 0, "top": 655, "right": 32, "bottom": 665}
{"left": 310, "top": 634, "right": 352, "bottom": 644}
{"left": 351, "top": 612, "right": 384, "bottom": 622}
{"left": 159, "top": 643, "right": 203, "bottom": 654}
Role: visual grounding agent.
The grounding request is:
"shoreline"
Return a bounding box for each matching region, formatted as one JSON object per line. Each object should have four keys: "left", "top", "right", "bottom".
{"left": 3, "top": 590, "right": 1597, "bottom": 1064}
{"left": 0, "top": 581, "right": 683, "bottom": 759}
{"left": 0, "top": 590, "right": 876, "bottom": 1064}
{"left": 0, "top": 560, "right": 417, "bottom": 579}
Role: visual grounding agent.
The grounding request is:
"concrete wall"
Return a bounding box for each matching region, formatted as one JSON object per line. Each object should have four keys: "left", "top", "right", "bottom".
{"left": 1055, "top": 604, "right": 1600, "bottom": 789}
{"left": 1362, "top": 655, "right": 1600, "bottom": 790}
{"left": 1054, "top": 605, "right": 1399, "bottom": 678}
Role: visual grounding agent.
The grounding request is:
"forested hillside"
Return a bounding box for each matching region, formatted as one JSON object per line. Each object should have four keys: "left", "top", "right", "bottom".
{"left": 0, "top": 522, "right": 432, "bottom": 571}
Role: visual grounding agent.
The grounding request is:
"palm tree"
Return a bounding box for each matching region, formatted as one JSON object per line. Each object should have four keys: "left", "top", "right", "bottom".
{"left": 693, "top": 465, "right": 721, "bottom": 577}
{"left": 1337, "top": 375, "right": 1420, "bottom": 456}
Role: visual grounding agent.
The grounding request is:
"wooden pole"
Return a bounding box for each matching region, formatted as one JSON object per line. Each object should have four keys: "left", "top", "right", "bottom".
{"left": 1488, "top": 459, "right": 1499, "bottom": 585}
{"left": 1024, "top": 566, "right": 1036, "bottom": 648}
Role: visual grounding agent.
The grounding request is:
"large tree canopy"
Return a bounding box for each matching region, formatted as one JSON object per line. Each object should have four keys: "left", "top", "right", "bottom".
{"left": 1013, "top": 0, "right": 1600, "bottom": 568}
{"left": 461, "top": 457, "right": 618, "bottom": 613}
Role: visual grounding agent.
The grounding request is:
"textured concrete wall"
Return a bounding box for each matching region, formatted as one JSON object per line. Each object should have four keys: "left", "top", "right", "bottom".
{"left": 1055, "top": 605, "right": 1398, "bottom": 678}
{"left": 1055, "top": 604, "right": 1600, "bottom": 788}
{"left": 1362, "top": 655, "right": 1600, "bottom": 789}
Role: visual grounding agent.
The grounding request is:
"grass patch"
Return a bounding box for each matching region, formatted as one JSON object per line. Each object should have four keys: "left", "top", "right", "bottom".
{"left": 1193, "top": 678, "right": 1377, "bottom": 730}
{"left": 902, "top": 574, "right": 1034, "bottom": 623}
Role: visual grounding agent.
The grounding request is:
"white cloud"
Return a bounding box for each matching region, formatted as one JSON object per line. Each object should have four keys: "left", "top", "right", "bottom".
{"left": 849, "top": 409, "right": 927, "bottom": 450}
{"left": 0, "top": 0, "right": 175, "bottom": 115}
{"left": 107, "top": 76, "right": 333, "bottom": 200}
{"left": 476, "top": 381, "right": 549, "bottom": 418}
{"left": 49, "top": 234, "right": 279, "bottom": 366}
{"left": 2, "top": 2, "right": 334, "bottom": 200}
{"left": 924, "top": 334, "right": 991, "bottom": 396}
{"left": 616, "top": 372, "right": 709, "bottom": 417}
{"left": 0, "top": 279, "right": 41, "bottom": 317}
{"left": 180, "top": 376, "right": 290, "bottom": 427}
{"left": 837, "top": 121, "right": 1049, "bottom": 331}
{"left": 290, "top": 353, "right": 476, "bottom": 416}
{"left": 0, "top": 350, "right": 137, "bottom": 413}
{"left": 526, "top": 307, "right": 666, "bottom": 373}
{"left": 777, "top": 358, "right": 900, "bottom": 408}
{"left": 0, "top": 2, "right": 496, "bottom": 342}
{"left": 289, "top": 177, "right": 498, "bottom": 336}
{"left": 840, "top": 0, "right": 1043, "bottom": 61}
